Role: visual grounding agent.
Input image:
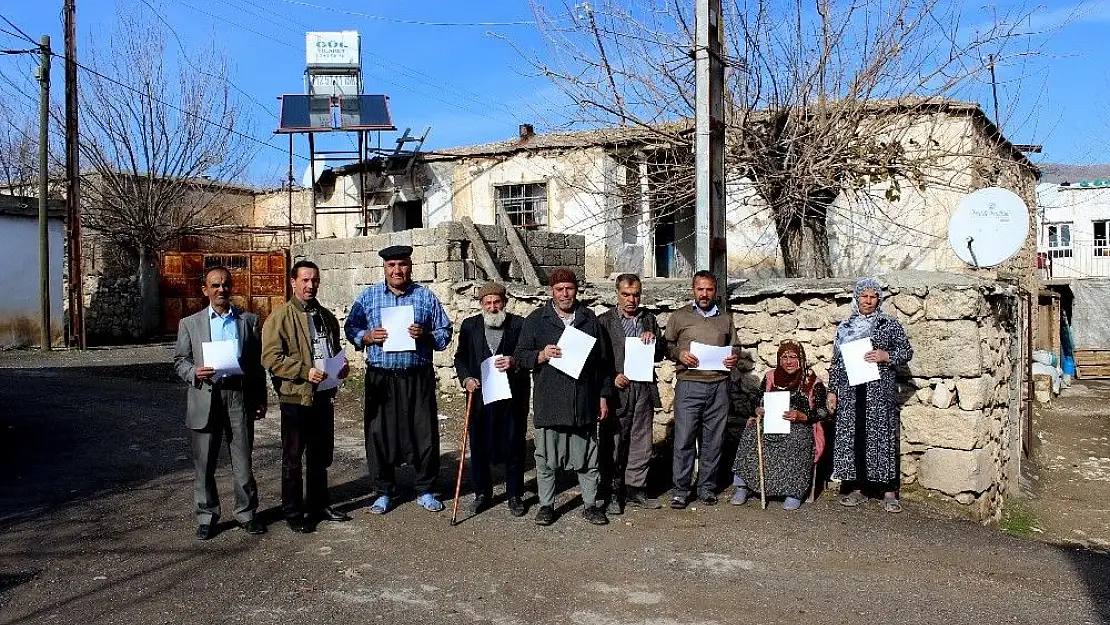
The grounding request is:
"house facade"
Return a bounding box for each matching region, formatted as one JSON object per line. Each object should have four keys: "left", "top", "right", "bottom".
{"left": 318, "top": 100, "right": 1038, "bottom": 283}
{"left": 1036, "top": 165, "right": 1110, "bottom": 351}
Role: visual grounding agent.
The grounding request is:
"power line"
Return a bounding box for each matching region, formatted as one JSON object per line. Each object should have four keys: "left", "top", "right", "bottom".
{"left": 273, "top": 0, "right": 538, "bottom": 27}
{"left": 0, "top": 14, "right": 36, "bottom": 45}
{"left": 53, "top": 51, "right": 313, "bottom": 162}
{"left": 173, "top": 0, "right": 525, "bottom": 125}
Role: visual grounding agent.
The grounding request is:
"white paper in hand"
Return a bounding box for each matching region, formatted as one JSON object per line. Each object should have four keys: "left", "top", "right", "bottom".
{"left": 480, "top": 355, "right": 513, "bottom": 405}
{"left": 762, "top": 391, "right": 791, "bottom": 434}
{"left": 624, "top": 337, "right": 655, "bottom": 382}
{"left": 316, "top": 353, "right": 347, "bottom": 392}
{"left": 840, "top": 337, "right": 881, "bottom": 386}
{"left": 381, "top": 305, "right": 417, "bottom": 352}
{"left": 549, "top": 325, "right": 596, "bottom": 380}
{"left": 202, "top": 339, "right": 243, "bottom": 378}
{"left": 689, "top": 341, "right": 732, "bottom": 371}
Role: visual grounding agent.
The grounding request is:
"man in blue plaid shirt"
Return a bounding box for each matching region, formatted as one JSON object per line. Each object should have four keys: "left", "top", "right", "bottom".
{"left": 344, "top": 245, "right": 453, "bottom": 514}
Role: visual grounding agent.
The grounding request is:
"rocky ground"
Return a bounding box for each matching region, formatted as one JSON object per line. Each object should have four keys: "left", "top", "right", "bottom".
{"left": 2, "top": 345, "right": 1110, "bottom": 624}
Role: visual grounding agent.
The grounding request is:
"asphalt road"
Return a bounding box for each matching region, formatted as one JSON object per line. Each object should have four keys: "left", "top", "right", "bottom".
{"left": 1, "top": 345, "right": 1109, "bottom": 625}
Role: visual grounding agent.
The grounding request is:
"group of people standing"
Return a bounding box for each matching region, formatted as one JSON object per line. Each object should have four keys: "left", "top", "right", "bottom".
{"left": 173, "top": 248, "right": 913, "bottom": 539}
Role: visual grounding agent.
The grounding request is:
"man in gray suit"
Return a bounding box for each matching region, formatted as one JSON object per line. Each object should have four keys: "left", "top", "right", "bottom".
{"left": 173, "top": 266, "right": 267, "bottom": 540}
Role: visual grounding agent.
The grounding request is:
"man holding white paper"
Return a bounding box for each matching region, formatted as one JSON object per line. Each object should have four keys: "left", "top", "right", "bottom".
{"left": 453, "top": 282, "right": 531, "bottom": 517}
{"left": 344, "top": 245, "right": 453, "bottom": 515}
{"left": 515, "top": 268, "right": 614, "bottom": 526}
{"left": 597, "top": 274, "right": 665, "bottom": 513}
{"left": 173, "top": 266, "right": 267, "bottom": 540}
{"left": 663, "top": 270, "right": 740, "bottom": 509}
{"left": 263, "top": 260, "right": 352, "bottom": 533}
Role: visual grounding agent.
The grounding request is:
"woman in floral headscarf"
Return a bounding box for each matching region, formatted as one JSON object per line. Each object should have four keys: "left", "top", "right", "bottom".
{"left": 828, "top": 278, "right": 913, "bottom": 513}
{"left": 730, "top": 341, "right": 829, "bottom": 511}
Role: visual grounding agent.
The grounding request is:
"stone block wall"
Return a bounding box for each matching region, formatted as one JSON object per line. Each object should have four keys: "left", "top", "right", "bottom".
{"left": 297, "top": 259, "right": 1024, "bottom": 522}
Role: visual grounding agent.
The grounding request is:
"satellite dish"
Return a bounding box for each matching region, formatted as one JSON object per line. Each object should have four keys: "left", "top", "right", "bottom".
{"left": 301, "top": 157, "right": 330, "bottom": 188}
{"left": 947, "top": 187, "right": 1029, "bottom": 268}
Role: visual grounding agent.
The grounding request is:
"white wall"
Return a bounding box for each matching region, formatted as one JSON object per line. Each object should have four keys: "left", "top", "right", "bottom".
{"left": 1037, "top": 182, "right": 1110, "bottom": 279}
{"left": 0, "top": 216, "right": 64, "bottom": 345}
{"left": 423, "top": 149, "right": 620, "bottom": 278}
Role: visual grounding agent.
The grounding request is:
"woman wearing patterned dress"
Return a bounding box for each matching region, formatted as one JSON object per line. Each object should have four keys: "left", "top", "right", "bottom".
{"left": 827, "top": 278, "right": 914, "bottom": 513}
{"left": 730, "top": 342, "right": 829, "bottom": 511}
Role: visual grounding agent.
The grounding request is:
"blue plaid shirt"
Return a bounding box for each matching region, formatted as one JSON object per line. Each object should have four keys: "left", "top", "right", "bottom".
{"left": 344, "top": 281, "right": 452, "bottom": 369}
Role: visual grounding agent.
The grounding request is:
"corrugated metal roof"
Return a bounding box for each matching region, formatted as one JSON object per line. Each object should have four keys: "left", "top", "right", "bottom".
{"left": 1038, "top": 163, "right": 1110, "bottom": 185}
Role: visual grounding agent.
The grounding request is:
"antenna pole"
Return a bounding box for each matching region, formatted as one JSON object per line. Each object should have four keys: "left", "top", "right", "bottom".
{"left": 989, "top": 54, "right": 1001, "bottom": 132}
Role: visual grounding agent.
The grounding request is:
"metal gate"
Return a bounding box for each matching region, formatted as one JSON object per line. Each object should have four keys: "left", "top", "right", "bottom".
{"left": 161, "top": 251, "right": 288, "bottom": 334}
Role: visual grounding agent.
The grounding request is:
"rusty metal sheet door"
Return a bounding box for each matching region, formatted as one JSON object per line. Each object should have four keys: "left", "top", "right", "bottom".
{"left": 161, "top": 251, "right": 288, "bottom": 334}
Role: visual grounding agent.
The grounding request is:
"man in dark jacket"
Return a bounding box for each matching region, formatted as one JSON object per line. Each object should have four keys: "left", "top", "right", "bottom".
{"left": 453, "top": 282, "right": 531, "bottom": 517}
{"left": 597, "top": 273, "right": 665, "bottom": 514}
{"left": 515, "top": 267, "right": 614, "bottom": 526}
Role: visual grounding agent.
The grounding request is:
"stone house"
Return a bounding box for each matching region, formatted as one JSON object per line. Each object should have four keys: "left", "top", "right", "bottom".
{"left": 315, "top": 99, "right": 1039, "bottom": 285}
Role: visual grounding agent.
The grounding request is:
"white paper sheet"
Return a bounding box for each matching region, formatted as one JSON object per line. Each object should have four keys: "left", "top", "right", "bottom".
{"left": 624, "top": 337, "right": 655, "bottom": 382}
{"left": 480, "top": 355, "right": 513, "bottom": 405}
{"left": 315, "top": 353, "right": 347, "bottom": 392}
{"left": 762, "top": 391, "right": 792, "bottom": 434}
{"left": 549, "top": 325, "right": 597, "bottom": 380}
{"left": 840, "top": 337, "right": 881, "bottom": 386}
{"left": 202, "top": 339, "right": 243, "bottom": 377}
{"left": 689, "top": 341, "right": 733, "bottom": 371}
{"left": 381, "top": 305, "right": 417, "bottom": 352}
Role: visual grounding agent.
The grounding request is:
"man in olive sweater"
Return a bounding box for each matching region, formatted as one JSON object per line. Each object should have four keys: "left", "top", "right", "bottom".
{"left": 663, "top": 270, "right": 739, "bottom": 509}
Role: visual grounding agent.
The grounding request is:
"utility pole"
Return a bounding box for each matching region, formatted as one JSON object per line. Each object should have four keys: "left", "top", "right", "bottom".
{"left": 36, "top": 35, "right": 51, "bottom": 351}
{"left": 695, "top": 0, "right": 727, "bottom": 298}
{"left": 65, "top": 0, "right": 86, "bottom": 349}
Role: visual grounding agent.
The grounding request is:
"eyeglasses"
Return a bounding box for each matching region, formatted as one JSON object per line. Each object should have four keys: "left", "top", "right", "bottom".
{"left": 208, "top": 283, "right": 231, "bottom": 289}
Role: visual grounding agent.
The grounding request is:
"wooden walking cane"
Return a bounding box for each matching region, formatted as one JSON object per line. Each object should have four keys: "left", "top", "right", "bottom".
{"left": 450, "top": 389, "right": 476, "bottom": 526}
{"left": 755, "top": 413, "right": 768, "bottom": 510}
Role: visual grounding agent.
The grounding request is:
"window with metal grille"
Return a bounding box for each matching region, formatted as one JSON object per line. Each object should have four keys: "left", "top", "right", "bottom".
{"left": 495, "top": 183, "right": 547, "bottom": 229}
{"left": 204, "top": 254, "right": 249, "bottom": 271}
{"left": 1046, "top": 222, "right": 1073, "bottom": 259}
{"left": 1095, "top": 221, "right": 1110, "bottom": 257}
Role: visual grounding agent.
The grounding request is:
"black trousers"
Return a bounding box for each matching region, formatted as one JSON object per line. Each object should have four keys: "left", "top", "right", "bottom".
{"left": 467, "top": 401, "right": 527, "bottom": 499}
{"left": 280, "top": 401, "right": 335, "bottom": 519}
{"left": 363, "top": 366, "right": 439, "bottom": 496}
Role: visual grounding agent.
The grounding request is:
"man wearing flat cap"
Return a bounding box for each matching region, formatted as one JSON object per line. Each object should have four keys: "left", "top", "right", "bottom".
{"left": 453, "top": 282, "right": 531, "bottom": 517}
{"left": 344, "top": 245, "right": 453, "bottom": 514}
{"left": 514, "top": 267, "right": 614, "bottom": 526}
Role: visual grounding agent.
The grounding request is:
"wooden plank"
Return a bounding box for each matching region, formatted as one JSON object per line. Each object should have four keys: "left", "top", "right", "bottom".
{"left": 495, "top": 207, "right": 542, "bottom": 287}
{"left": 458, "top": 217, "right": 502, "bottom": 282}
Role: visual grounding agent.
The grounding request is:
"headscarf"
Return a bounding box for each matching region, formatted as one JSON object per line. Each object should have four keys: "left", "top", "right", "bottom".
{"left": 771, "top": 341, "right": 807, "bottom": 391}
{"left": 834, "top": 277, "right": 884, "bottom": 347}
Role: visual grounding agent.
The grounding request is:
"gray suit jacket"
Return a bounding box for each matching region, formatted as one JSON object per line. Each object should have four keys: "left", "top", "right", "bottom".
{"left": 173, "top": 306, "right": 266, "bottom": 430}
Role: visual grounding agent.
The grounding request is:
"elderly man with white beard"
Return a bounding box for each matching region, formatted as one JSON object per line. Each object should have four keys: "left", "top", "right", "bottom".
{"left": 453, "top": 282, "right": 532, "bottom": 517}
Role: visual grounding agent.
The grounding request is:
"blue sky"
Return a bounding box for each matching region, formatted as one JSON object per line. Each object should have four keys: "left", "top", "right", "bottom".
{"left": 2, "top": 1, "right": 1109, "bottom": 185}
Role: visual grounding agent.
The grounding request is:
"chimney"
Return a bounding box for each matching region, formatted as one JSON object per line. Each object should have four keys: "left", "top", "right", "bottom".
{"left": 518, "top": 123, "right": 535, "bottom": 140}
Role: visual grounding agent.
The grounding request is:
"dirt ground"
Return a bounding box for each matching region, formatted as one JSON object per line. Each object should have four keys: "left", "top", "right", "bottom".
{"left": 1019, "top": 380, "right": 1110, "bottom": 550}
{"left": 3, "top": 345, "right": 1110, "bottom": 624}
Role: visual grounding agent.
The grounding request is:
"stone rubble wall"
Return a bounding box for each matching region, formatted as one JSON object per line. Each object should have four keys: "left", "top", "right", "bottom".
{"left": 82, "top": 274, "right": 144, "bottom": 342}
{"left": 296, "top": 250, "right": 1024, "bottom": 521}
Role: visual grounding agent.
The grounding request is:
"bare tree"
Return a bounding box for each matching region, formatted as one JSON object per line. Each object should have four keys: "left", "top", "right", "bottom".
{"left": 528, "top": 0, "right": 1041, "bottom": 277}
{"left": 79, "top": 11, "right": 256, "bottom": 334}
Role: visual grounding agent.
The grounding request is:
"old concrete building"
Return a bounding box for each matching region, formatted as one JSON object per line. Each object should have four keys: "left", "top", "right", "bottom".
{"left": 319, "top": 100, "right": 1039, "bottom": 283}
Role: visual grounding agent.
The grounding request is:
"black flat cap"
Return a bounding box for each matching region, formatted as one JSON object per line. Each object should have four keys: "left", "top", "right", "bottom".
{"left": 378, "top": 245, "right": 413, "bottom": 260}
